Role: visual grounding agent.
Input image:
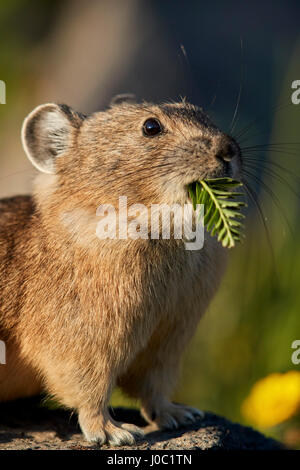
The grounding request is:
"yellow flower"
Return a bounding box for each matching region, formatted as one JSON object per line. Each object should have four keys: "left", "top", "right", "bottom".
{"left": 242, "top": 371, "right": 300, "bottom": 428}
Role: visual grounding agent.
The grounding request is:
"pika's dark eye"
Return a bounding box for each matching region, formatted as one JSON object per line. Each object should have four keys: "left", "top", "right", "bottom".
{"left": 143, "top": 118, "right": 162, "bottom": 137}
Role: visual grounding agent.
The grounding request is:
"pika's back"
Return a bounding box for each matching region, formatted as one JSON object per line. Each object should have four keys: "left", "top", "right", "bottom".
{"left": 0, "top": 196, "right": 35, "bottom": 329}
{"left": 0, "top": 195, "right": 34, "bottom": 247}
{"left": 0, "top": 195, "right": 34, "bottom": 227}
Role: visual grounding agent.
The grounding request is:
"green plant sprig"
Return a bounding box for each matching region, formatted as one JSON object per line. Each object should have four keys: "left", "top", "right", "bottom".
{"left": 188, "top": 177, "right": 247, "bottom": 249}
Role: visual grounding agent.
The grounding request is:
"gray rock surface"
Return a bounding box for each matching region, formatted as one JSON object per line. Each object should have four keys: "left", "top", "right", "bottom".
{"left": 0, "top": 398, "right": 283, "bottom": 450}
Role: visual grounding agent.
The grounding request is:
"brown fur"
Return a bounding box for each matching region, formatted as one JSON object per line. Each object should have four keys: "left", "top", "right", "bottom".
{"left": 0, "top": 98, "right": 241, "bottom": 445}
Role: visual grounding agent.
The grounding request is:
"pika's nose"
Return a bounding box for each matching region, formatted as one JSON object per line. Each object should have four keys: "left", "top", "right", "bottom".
{"left": 215, "top": 136, "right": 238, "bottom": 162}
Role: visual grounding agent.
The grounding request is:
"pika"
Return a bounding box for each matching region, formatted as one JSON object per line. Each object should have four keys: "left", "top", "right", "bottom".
{"left": 0, "top": 96, "right": 241, "bottom": 445}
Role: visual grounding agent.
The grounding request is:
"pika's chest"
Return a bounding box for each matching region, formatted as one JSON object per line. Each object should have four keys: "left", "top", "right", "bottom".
{"left": 141, "top": 239, "right": 227, "bottom": 316}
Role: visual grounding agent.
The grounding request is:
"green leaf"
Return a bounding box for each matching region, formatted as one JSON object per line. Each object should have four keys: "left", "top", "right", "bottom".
{"left": 188, "top": 177, "right": 247, "bottom": 249}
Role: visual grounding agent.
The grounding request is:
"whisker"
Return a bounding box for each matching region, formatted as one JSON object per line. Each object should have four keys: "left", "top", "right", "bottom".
{"left": 242, "top": 168, "right": 293, "bottom": 237}
{"left": 243, "top": 151, "right": 300, "bottom": 160}
{"left": 243, "top": 161, "right": 300, "bottom": 199}
{"left": 234, "top": 101, "right": 294, "bottom": 141}
{"left": 229, "top": 37, "right": 244, "bottom": 135}
{"left": 207, "top": 80, "right": 220, "bottom": 109}
{"left": 242, "top": 180, "right": 278, "bottom": 280}
{"left": 0, "top": 168, "right": 33, "bottom": 182}
{"left": 242, "top": 156, "right": 300, "bottom": 181}
{"left": 241, "top": 142, "right": 300, "bottom": 150}
{"left": 242, "top": 148, "right": 300, "bottom": 158}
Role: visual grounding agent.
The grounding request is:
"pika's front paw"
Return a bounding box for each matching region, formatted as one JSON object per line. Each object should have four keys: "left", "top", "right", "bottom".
{"left": 79, "top": 411, "right": 144, "bottom": 446}
{"left": 143, "top": 402, "right": 204, "bottom": 430}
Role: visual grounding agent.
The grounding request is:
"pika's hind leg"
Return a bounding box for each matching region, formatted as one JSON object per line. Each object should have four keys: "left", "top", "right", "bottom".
{"left": 46, "top": 372, "right": 144, "bottom": 446}
{"left": 40, "top": 354, "right": 144, "bottom": 446}
{"left": 119, "top": 316, "right": 204, "bottom": 430}
{"left": 130, "top": 365, "right": 203, "bottom": 430}
{"left": 78, "top": 405, "right": 144, "bottom": 446}
{"left": 141, "top": 397, "right": 204, "bottom": 430}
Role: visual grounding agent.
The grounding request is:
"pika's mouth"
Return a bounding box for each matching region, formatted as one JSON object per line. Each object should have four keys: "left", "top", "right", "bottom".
{"left": 186, "top": 181, "right": 197, "bottom": 201}
{"left": 186, "top": 165, "right": 232, "bottom": 200}
{"left": 186, "top": 177, "right": 246, "bottom": 249}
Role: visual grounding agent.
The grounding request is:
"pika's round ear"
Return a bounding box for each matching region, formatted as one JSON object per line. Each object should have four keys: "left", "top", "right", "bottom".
{"left": 110, "top": 93, "right": 136, "bottom": 107}
{"left": 21, "top": 103, "right": 84, "bottom": 174}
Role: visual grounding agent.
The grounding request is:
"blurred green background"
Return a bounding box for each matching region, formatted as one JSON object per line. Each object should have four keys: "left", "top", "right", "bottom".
{"left": 0, "top": 0, "right": 299, "bottom": 448}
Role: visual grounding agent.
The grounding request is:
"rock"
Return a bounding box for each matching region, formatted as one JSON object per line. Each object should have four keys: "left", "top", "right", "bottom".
{"left": 0, "top": 397, "right": 283, "bottom": 450}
